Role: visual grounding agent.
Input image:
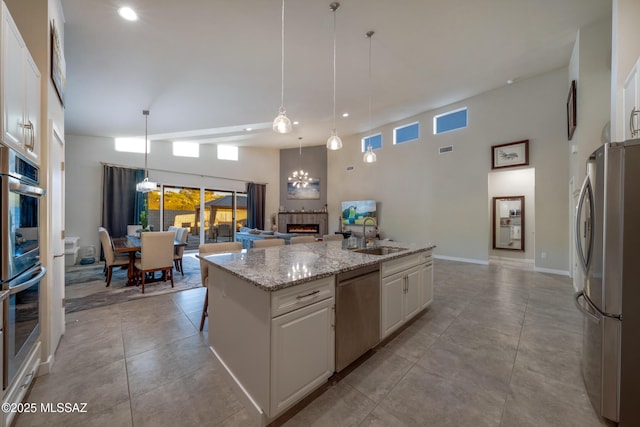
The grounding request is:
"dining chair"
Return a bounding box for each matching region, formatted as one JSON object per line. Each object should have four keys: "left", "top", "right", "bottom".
{"left": 323, "top": 234, "right": 344, "bottom": 242}
{"left": 290, "top": 235, "right": 316, "bottom": 245}
{"left": 134, "top": 231, "right": 175, "bottom": 293}
{"left": 127, "top": 224, "right": 141, "bottom": 236}
{"left": 253, "top": 238, "right": 285, "bottom": 248}
{"left": 98, "top": 228, "right": 129, "bottom": 287}
{"left": 173, "top": 227, "right": 189, "bottom": 275}
{"left": 198, "top": 242, "right": 242, "bottom": 331}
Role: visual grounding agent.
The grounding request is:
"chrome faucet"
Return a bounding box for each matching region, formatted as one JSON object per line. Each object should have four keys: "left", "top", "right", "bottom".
{"left": 362, "top": 217, "right": 378, "bottom": 247}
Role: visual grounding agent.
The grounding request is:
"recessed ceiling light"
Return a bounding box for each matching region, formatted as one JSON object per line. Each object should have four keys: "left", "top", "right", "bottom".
{"left": 245, "top": 127, "right": 252, "bottom": 131}
{"left": 342, "top": 113, "right": 349, "bottom": 118}
{"left": 118, "top": 6, "right": 138, "bottom": 21}
{"left": 293, "top": 121, "right": 299, "bottom": 125}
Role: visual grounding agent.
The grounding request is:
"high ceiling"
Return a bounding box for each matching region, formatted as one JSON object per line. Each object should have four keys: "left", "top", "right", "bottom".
{"left": 60, "top": 0, "right": 611, "bottom": 148}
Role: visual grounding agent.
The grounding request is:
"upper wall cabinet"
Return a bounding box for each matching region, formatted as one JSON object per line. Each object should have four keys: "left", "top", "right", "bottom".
{"left": 1, "top": 1, "right": 41, "bottom": 164}
{"left": 623, "top": 58, "right": 640, "bottom": 141}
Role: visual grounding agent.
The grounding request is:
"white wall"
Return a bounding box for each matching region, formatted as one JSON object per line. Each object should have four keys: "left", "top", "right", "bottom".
{"left": 567, "top": 16, "right": 612, "bottom": 283}
{"left": 65, "top": 135, "right": 280, "bottom": 256}
{"left": 328, "top": 67, "right": 570, "bottom": 271}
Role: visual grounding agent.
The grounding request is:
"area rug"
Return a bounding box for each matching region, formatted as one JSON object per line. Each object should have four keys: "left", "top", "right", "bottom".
{"left": 65, "top": 253, "right": 202, "bottom": 313}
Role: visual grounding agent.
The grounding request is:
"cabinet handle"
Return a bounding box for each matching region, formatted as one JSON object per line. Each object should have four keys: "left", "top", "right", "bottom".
{"left": 631, "top": 108, "right": 640, "bottom": 138}
{"left": 21, "top": 370, "right": 34, "bottom": 389}
{"left": 296, "top": 289, "right": 320, "bottom": 301}
{"left": 21, "top": 121, "right": 35, "bottom": 151}
{"left": 331, "top": 305, "right": 335, "bottom": 329}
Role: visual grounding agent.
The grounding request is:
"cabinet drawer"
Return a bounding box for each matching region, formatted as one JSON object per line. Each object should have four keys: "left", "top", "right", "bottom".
{"left": 382, "top": 253, "right": 421, "bottom": 277}
{"left": 271, "top": 276, "right": 335, "bottom": 318}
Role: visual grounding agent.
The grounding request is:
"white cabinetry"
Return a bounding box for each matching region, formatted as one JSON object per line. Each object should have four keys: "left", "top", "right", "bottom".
{"left": 381, "top": 250, "right": 433, "bottom": 339}
{"left": 420, "top": 259, "right": 434, "bottom": 309}
{"left": 271, "top": 297, "right": 334, "bottom": 415}
{"left": 623, "top": 58, "right": 640, "bottom": 140}
{"left": 1, "top": 2, "right": 41, "bottom": 164}
{"left": 208, "top": 269, "right": 335, "bottom": 424}
{"left": 2, "top": 341, "right": 40, "bottom": 427}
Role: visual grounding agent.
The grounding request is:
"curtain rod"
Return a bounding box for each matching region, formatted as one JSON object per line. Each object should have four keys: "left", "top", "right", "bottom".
{"left": 99, "top": 161, "right": 268, "bottom": 185}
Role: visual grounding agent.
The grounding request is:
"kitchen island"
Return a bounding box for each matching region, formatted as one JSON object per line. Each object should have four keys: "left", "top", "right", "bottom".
{"left": 199, "top": 240, "right": 435, "bottom": 426}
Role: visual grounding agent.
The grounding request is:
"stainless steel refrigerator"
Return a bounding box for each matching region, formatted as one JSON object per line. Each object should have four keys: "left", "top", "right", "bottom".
{"left": 575, "top": 140, "right": 640, "bottom": 425}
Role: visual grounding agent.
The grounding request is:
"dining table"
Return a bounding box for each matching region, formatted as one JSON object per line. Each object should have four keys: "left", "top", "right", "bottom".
{"left": 112, "top": 235, "right": 187, "bottom": 286}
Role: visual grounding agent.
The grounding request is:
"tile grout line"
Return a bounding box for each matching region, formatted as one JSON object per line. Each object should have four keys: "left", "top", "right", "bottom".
{"left": 119, "top": 308, "right": 137, "bottom": 427}
{"left": 497, "top": 277, "right": 532, "bottom": 427}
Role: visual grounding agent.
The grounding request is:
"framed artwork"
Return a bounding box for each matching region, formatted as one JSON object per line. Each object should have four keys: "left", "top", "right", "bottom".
{"left": 567, "top": 80, "right": 576, "bottom": 140}
{"left": 50, "top": 19, "right": 66, "bottom": 107}
{"left": 491, "top": 140, "right": 529, "bottom": 169}
{"left": 287, "top": 178, "right": 320, "bottom": 200}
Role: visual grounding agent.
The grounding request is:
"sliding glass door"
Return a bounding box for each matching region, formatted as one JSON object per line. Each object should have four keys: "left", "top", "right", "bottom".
{"left": 199, "top": 191, "right": 247, "bottom": 243}
{"left": 145, "top": 185, "right": 246, "bottom": 250}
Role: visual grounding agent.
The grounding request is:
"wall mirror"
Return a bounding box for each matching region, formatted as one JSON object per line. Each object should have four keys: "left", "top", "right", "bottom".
{"left": 492, "top": 196, "right": 524, "bottom": 251}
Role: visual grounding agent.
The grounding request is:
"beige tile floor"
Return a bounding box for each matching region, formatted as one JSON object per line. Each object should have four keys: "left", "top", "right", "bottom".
{"left": 14, "top": 260, "right": 609, "bottom": 427}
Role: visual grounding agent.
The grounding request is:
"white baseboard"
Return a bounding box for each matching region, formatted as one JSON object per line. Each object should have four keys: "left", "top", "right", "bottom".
{"left": 433, "top": 255, "right": 489, "bottom": 265}
{"left": 489, "top": 256, "right": 534, "bottom": 270}
{"left": 38, "top": 354, "right": 54, "bottom": 376}
{"left": 533, "top": 266, "right": 570, "bottom": 277}
{"left": 209, "top": 346, "right": 267, "bottom": 427}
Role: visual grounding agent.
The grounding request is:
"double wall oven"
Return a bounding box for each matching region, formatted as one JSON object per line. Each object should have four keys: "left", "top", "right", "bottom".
{"left": 0, "top": 144, "right": 46, "bottom": 389}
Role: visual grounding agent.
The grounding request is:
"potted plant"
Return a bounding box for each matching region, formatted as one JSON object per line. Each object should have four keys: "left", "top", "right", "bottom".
{"left": 140, "top": 200, "right": 150, "bottom": 232}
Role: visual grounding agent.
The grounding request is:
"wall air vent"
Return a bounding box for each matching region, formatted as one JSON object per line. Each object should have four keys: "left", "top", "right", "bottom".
{"left": 439, "top": 145, "right": 453, "bottom": 154}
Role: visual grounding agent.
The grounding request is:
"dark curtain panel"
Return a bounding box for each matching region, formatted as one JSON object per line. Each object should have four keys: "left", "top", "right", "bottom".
{"left": 101, "top": 165, "right": 145, "bottom": 238}
{"left": 246, "top": 182, "right": 266, "bottom": 230}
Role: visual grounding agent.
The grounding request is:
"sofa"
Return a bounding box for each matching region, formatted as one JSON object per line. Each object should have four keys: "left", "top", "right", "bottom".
{"left": 236, "top": 227, "right": 301, "bottom": 249}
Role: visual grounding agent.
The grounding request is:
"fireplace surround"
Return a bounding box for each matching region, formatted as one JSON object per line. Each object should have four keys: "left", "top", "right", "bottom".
{"left": 278, "top": 212, "right": 328, "bottom": 236}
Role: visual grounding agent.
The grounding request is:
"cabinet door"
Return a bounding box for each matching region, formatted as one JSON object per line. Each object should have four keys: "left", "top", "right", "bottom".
{"left": 381, "top": 272, "right": 405, "bottom": 339}
{"left": 420, "top": 262, "right": 434, "bottom": 309}
{"left": 270, "top": 297, "right": 334, "bottom": 417}
{"left": 2, "top": 4, "right": 26, "bottom": 151}
{"left": 23, "top": 53, "right": 40, "bottom": 164}
{"left": 404, "top": 266, "right": 422, "bottom": 321}
{"left": 623, "top": 61, "right": 639, "bottom": 141}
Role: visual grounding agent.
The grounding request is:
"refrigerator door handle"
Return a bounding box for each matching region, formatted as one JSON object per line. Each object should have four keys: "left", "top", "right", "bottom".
{"left": 575, "top": 174, "right": 594, "bottom": 274}
{"left": 574, "top": 291, "right": 601, "bottom": 324}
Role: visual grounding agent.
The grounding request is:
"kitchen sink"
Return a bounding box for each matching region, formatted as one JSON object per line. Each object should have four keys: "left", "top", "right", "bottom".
{"left": 353, "top": 246, "right": 408, "bottom": 255}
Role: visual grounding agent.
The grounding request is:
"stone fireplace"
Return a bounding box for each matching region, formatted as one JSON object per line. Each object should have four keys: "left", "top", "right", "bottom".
{"left": 278, "top": 212, "right": 328, "bottom": 236}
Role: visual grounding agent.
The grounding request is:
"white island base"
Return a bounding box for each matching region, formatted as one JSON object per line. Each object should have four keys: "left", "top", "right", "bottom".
{"left": 208, "top": 266, "right": 335, "bottom": 426}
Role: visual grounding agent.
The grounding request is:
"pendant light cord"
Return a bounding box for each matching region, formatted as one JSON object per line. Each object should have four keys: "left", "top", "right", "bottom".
{"left": 332, "top": 6, "right": 337, "bottom": 130}
{"left": 144, "top": 110, "right": 149, "bottom": 178}
{"left": 367, "top": 32, "right": 373, "bottom": 149}
{"left": 280, "top": 0, "right": 286, "bottom": 110}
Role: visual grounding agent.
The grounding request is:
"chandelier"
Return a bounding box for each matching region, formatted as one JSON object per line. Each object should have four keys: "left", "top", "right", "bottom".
{"left": 288, "top": 170, "right": 313, "bottom": 188}
{"left": 136, "top": 109, "right": 158, "bottom": 192}
{"left": 288, "top": 137, "right": 313, "bottom": 187}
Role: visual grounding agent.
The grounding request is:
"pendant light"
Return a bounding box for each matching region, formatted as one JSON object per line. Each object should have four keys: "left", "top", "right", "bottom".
{"left": 136, "top": 110, "right": 157, "bottom": 192}
{"left": 273, "top": 0, "right": 292, "bottom": 134}
{"left": 326, "top": 2, "right": 342, "bottom": 150}
{"left": 288, "top": 137, "right": 313, "bottom": 188}
{"left": 363, "top": 31, "right": 377, "bottom": 164}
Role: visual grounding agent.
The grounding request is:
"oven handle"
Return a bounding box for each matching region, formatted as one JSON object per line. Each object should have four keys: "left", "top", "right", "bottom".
{"left": 8, "top": 178, "right": 46, "bottom": 197}
{"left": 9, "top": 266, "right": 46, "bottom": 295}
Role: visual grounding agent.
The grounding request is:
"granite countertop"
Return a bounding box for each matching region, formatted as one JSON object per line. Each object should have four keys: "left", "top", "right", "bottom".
{"left": 199, "top": 240, "right": 436, "bottom": 292}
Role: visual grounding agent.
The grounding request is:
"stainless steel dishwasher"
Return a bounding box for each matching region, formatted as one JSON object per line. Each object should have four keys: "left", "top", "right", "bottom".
{"left": 335, "top": 264, "right": 380, "bottom": 372}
